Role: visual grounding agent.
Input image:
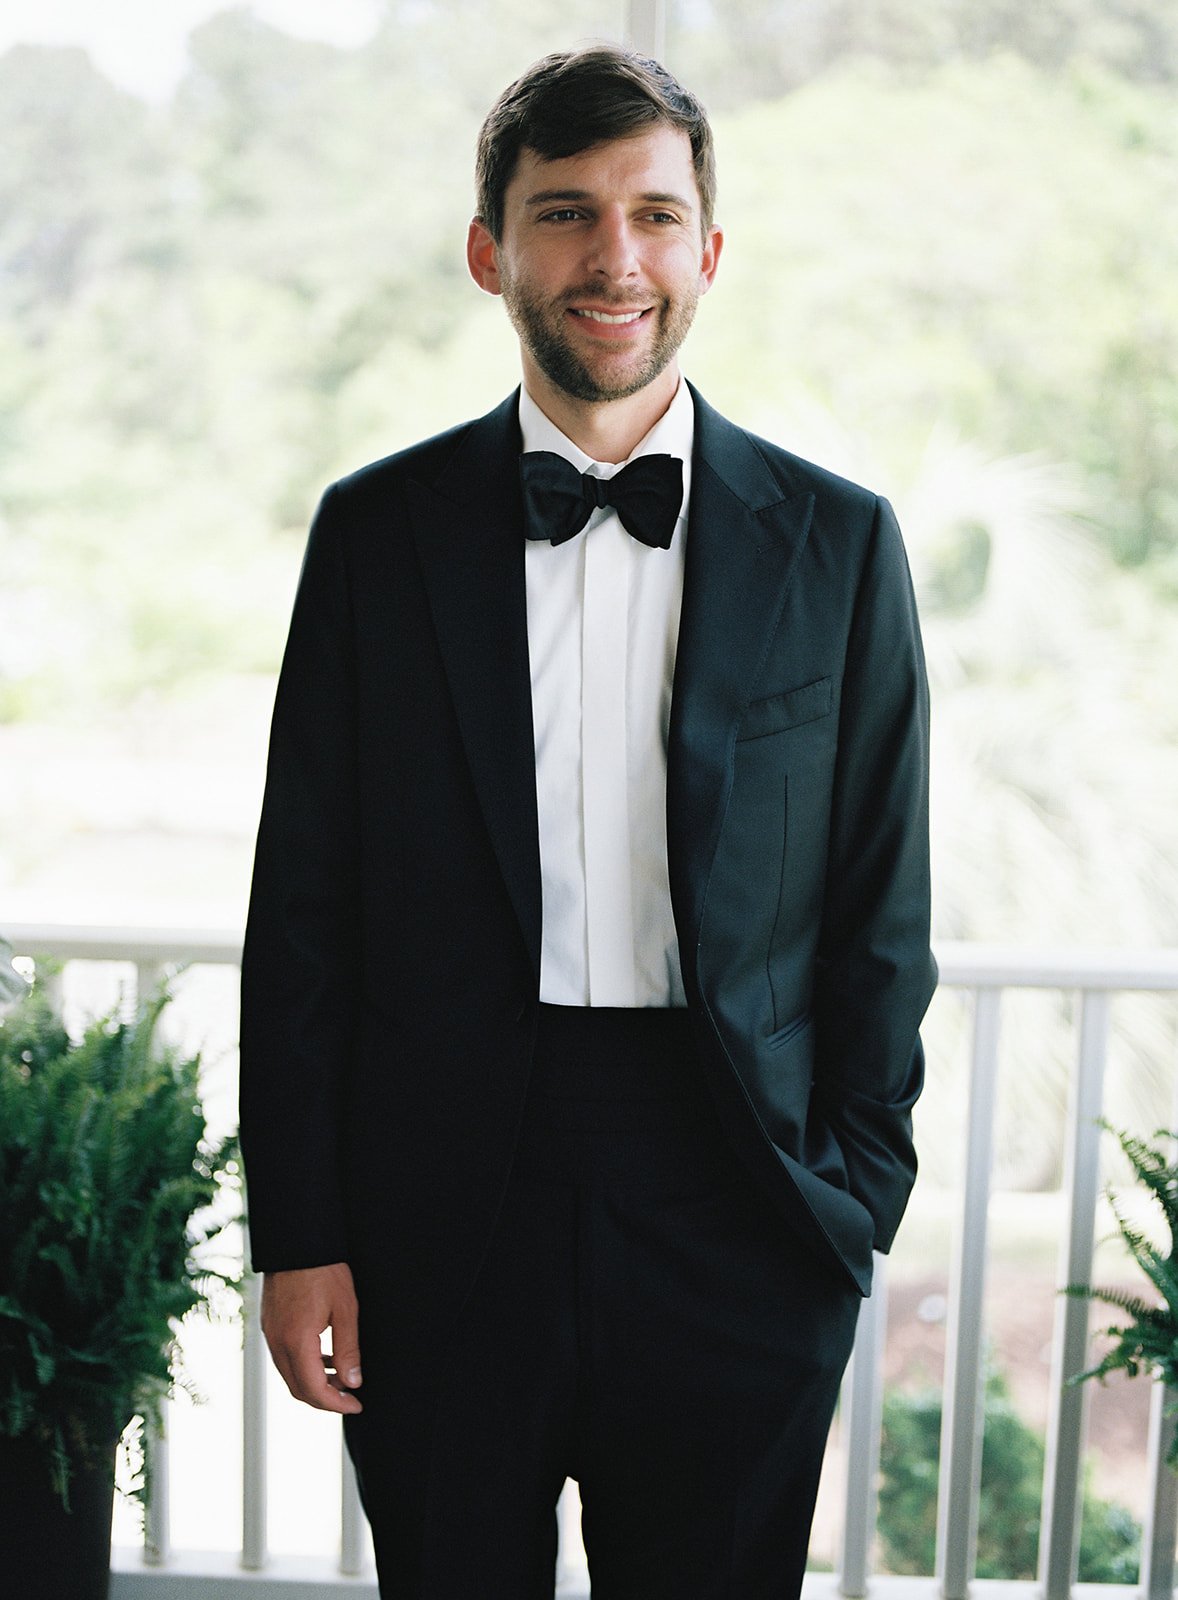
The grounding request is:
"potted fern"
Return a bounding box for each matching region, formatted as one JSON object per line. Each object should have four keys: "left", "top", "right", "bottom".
{"left": 0, "top": 948, "right": 239, "bottom": 1599}
{"left": 1068, "top": 1123, "right": 1178, "bottom": 1466}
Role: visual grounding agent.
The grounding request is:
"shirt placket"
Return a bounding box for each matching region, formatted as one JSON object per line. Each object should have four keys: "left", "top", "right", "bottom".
{"left": 580, "top": 497, "right": 635, "bottom": 1006}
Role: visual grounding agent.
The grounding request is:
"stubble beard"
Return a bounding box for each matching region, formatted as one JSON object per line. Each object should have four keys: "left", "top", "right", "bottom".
{"left": 500, "top": 273, "right": 699, "bottom": 405}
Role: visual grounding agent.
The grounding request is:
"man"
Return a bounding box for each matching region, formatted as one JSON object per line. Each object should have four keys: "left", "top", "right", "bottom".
{"left": 240, "top": 43, "right": 935, "bottom": 1600}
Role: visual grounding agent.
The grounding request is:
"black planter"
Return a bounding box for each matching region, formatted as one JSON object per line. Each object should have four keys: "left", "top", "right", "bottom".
{"left": 0, "top": 1433, "right": 117, "bottom": 1600}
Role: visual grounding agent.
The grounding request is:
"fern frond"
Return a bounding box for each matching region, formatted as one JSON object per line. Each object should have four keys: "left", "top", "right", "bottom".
{"left": 0, "top": 979, "right": 242, "bottom": 1504}
{"left": 1068, "top": 1125, "right": 1178, "bottom": 1399}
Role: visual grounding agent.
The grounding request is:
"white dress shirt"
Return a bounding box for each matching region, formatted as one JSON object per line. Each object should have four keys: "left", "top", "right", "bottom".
{"left": 520, "top": 379, "right": 694, "bottom": 1008}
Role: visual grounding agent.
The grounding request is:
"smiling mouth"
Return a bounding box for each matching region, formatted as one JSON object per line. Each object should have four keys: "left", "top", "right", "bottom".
{"left": 569, "top": 308, "right": 649, "bottom": 325}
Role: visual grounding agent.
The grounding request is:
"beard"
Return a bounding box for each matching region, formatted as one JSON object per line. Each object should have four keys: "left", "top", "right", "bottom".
{"left": 499, "top": 272, "right": 700, "bottom": 404}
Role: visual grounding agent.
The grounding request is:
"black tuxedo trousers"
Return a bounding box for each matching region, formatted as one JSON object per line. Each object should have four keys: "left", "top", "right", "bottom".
{"left": 343, "top": 1006, "right": 860, "bottom": 1600}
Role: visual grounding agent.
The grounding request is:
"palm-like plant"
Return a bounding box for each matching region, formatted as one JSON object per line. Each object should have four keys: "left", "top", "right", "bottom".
{"left": 1067, "top": 1123, "right": 1178, "bottom": 1466}
{"left": 0, "top": 965, "right": 239, "bottom": 1501}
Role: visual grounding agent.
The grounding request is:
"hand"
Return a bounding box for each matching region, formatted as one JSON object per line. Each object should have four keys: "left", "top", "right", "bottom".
{"left": 260, "top": 1261, "right": 363, "bottom": 1414}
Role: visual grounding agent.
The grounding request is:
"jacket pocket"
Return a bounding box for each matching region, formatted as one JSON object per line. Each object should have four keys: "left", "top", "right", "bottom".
{"left": 764, "top": 1008, "right": 814, "bottom": 1053}
{"left": 743, "top": 1009, "right": 815, "bottom": 1158}
{"left": 738, "top": 676, "right": 832, "bottom": 742}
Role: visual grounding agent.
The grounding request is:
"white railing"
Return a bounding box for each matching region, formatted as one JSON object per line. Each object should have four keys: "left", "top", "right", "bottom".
{"left": 6, "top": 922, "right": 1178, "bottom": 1600}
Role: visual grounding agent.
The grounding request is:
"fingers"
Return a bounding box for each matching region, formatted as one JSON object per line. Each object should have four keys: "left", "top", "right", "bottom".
{"left": 260, "top": 1263, "right": 364, "bottom": 1415}
{"left": 277, "top": 1331, "right": 362, "bottom": 1416}
{"left": 321, "top": 1350, "right": 363, "bottom": 1396}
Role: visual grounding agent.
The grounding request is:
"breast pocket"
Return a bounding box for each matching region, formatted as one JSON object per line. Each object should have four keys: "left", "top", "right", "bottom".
{"left": 737, "top": 676, "right": 833, "bottom": 742}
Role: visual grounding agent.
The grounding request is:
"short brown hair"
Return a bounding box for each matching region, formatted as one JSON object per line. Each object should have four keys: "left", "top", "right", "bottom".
{"left": 475, "top": 45, "right": 716, "bottom": 243}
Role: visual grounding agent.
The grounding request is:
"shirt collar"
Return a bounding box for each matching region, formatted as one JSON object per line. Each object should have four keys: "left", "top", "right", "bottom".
{"left": 518, "top": 378, "right": 695, "bottom": 528}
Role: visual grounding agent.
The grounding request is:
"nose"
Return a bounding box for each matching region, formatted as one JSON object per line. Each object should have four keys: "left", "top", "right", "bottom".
{"left": 585, "top": 207, "right": 639, "bottom": 282}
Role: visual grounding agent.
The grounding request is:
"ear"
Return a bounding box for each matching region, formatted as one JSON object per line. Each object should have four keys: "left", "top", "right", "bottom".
{"left": 698, "top": 224, "right": 723, "bottom": 294}
{"left": 466, "top": 218, "right": 502, "bottom": 296}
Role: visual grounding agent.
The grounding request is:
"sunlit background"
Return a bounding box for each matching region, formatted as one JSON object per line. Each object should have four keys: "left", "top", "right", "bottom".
{"left": 2, "top": 0, "right": 1176, "bottom": 1584}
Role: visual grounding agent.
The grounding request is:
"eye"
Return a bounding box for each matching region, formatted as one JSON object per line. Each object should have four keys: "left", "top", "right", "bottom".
{"left": 646, "top": 211, "right": 681, "bottom": 224}
{"left": 540, "top": 208, "right": 585, "bottom": 223}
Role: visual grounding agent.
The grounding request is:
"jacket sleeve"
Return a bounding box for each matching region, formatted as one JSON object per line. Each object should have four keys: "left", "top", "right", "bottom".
{"left": 239, "top": 485, "right": 360, "bottom": 1272}
{"left": 812, "top": 495, "right": 937, "bottom": 1253}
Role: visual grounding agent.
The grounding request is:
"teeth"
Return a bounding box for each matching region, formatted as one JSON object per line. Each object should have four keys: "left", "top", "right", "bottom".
{"left": 572, "top": 309, "right": 644, "bottom": 324}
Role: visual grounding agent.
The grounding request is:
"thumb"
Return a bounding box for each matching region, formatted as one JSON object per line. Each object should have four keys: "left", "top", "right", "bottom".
{"left": 332, "top": 1294, "right": 362, "bottom": 1388}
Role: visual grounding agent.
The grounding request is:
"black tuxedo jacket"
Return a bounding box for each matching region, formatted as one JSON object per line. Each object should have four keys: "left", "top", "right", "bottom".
{"left": 240, "top": 385, "right": 936, "bottom": 1347}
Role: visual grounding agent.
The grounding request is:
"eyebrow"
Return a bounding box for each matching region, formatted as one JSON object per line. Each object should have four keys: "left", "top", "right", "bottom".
{"left": 522, "top": 188, "right": 696, "bottom": 212}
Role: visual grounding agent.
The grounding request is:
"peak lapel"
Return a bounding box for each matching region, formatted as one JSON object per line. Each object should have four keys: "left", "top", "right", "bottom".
{"left": 405, "top": 393, "right": 542, "bottom": 980}
{"left": 668, "top": 390, "right": 816, "bottom": 967}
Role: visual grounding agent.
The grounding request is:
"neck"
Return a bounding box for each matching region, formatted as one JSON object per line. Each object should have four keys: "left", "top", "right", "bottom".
{"left": 522, "top": 362, "right": 680, "bottom": 464}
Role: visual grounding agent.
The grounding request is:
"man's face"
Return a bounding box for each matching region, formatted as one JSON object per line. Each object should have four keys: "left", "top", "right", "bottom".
{"left": 468, "top": 125, "right": 722, "bottom": 406}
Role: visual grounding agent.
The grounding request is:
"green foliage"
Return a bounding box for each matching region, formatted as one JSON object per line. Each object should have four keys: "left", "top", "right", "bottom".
{"left": 694, "top": 57, "right": 1178, "bottom": 570}
{"left": 1067, "top": 1124, "right": 1178, "bottom": 1462}
{"left": 2, "top": 19, "right": 1177, "bottom": 726}
{"left": 879, "top": 1369, "right": 1140, "bottom": 1581}
{"left": 877, "top": 1385, "right": 942, "bottom": 1571}
{"left": 0, "top": 976, "right": 239, "bottom": 1501}
{"left": 669, "top": 0, "right": 1178, "bottom": 106}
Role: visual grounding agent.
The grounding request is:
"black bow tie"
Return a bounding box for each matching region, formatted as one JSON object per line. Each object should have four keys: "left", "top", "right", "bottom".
{"left": 519, "top": 450, "right": 683, "bottom": 550}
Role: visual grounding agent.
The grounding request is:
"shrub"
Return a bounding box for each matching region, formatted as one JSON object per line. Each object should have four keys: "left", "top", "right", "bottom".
{"left": 878, "top": 1368, "right": 1140, "bottom": 1582}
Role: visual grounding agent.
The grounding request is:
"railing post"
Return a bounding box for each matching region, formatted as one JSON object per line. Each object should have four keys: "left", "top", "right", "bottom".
{"left": 134, "top": 960, "right": 166, "bottom": 1013}
{"left": 556, "top": 1478, "right": 590, "bottom": 1590}
{"left": 39, "top": 966, "right": 64, "bottom": 1015}
{"left": 136, "top": 958, "right": 172, "bottom": 1569}
{"left": 1038, "top": 989, "right": 1110, "bottom": 1600}
{"left": 625, "top": 0, "right": 666, "bottom": 59}
{"left": 142, "top": 1410, "right": 172, "bottom": 1567}
{"left": 840, "top": 1255, "right": 888, "bottom": 1599}
{"left": 341, "top": 1444, "right": 366, "bottom": 1575}
{"left": 1141, "top": 1380, "right": 1178, "bottom": 1600}
{"left": 241, "top": 1272, "right": 268, "bottom": 1570}
{"left": 936, "top": 986, "right": 1003, "bottom": 1600}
